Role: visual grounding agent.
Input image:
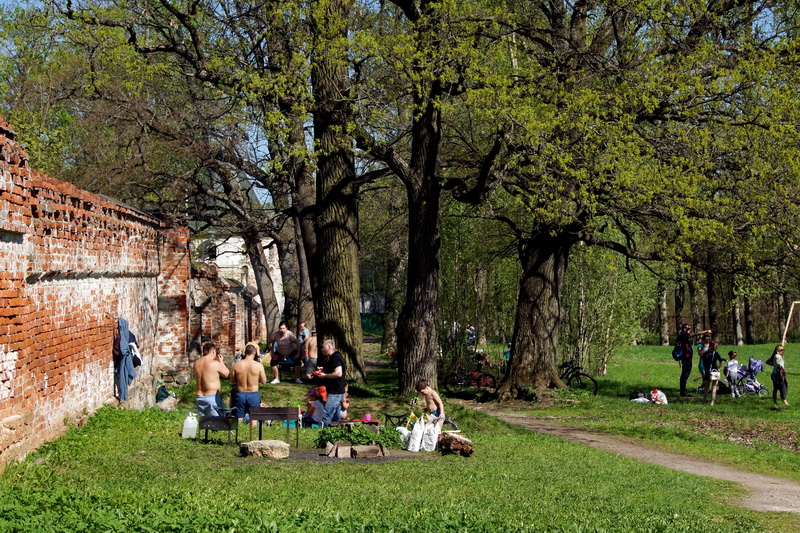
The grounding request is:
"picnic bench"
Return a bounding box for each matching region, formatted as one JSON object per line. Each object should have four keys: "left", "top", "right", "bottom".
{"left": 248, "top": 406, "right": 301, "bottom": 447}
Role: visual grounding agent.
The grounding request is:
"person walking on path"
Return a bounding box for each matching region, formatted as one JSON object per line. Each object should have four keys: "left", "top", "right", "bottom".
{"left": 701, "top": 341, "right": 725, "bottom": 406}
{"left": 676, "top": 324, "right": 712, "bottom": 397}
{"left": 770, "top": 344, "right": 790, "bottom": 409}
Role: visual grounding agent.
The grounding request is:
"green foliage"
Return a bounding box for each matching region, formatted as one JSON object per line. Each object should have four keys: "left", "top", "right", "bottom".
{"left": 560, "top": 243, "right": 658, "bottom": 374}
{"left": 314, "top": 424, "right": 402, "bottom": 449}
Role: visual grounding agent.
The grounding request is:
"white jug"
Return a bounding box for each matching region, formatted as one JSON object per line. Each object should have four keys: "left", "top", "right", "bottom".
{"left": 182, "top": 412, "right": 198, "bottom": 438}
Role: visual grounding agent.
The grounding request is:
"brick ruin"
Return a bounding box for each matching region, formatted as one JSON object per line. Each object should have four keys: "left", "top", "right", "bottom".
{"left": 0, "top": 118, "right": 260, "bottom": 468}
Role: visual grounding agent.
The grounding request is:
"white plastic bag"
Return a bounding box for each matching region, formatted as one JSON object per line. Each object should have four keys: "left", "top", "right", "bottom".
{"left": 420, "top": 421, "right": 441, "bottom": 452}
{"left": 650, "top": 389, "right": 668, "bottom": 404}
{"left": 407, "top": 418, "right": 425, "bottom": 452}
{"left": 396, "top": 426, "right": 411, "bottom": 447}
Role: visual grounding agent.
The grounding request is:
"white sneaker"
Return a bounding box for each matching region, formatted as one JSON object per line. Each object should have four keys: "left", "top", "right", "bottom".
{"left": 294, "top": 378, "right": 304, "bottom": 384}
{"left": 270, "top": 379, "right": 280, "bottom": 384}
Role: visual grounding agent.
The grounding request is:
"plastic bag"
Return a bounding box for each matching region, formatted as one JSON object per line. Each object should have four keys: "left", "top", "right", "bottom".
{"left": 407, "top": 418, "right": 425, "bottom": 452}
{"left": 650, "top": 389, "right": 668, "bottom": 404}
{"left": 420, "top": 421, "right": 441, "bottom": 452}
{"left": 396, "top": 426, "right": 411, "bottom": 448}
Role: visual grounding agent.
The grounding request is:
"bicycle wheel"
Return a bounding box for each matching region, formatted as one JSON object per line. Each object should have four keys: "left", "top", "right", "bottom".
{"left": 567, "top": 372, "right": 598, "bottom": 395}
{"left": 475, "top": 373, "right": 497, "bottom": 393}
{"left": 444, "top": 373, "right": 465, "bottom": 394}
{"left": 442, "top": 417, "right": 459, "bottom": 431}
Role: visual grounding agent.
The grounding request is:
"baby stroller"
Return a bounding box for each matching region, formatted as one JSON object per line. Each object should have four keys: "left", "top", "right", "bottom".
{"left": 735, "top": 357, "right": 770, "bottom": 398}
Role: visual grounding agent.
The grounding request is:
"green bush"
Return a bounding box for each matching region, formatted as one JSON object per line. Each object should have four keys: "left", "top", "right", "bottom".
{"left": 314, "top": 424, "right": 402, "bottom": 449}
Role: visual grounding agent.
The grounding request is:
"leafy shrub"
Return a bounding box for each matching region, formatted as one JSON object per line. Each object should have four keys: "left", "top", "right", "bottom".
{"left": 314, "top": 424, "right": 402, "bottom": 449}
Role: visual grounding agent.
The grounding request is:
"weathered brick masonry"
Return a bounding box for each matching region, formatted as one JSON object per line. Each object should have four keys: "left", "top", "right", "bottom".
{"left": 0, "top": 119, "right": 190, "bottom": 468}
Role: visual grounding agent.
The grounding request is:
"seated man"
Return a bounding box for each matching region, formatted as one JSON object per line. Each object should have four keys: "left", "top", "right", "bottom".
{"left": 230, "top": 343, "right": 267, "bottom": 426}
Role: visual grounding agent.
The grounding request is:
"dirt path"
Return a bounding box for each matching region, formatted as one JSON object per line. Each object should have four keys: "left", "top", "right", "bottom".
{"left": 464, "top": 402, "right": 800, "bottom": 514}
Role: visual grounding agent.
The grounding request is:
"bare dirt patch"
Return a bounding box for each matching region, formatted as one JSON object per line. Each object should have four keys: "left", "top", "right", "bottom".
{"left": 459, "top": 400, "right": 800, "bottom": 515}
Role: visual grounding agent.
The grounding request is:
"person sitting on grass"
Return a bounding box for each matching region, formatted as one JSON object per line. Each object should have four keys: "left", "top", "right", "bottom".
{"left": 416, "top": 379, "right": 444, "bottom": 426}
{"left": 701, "top": 341, "right": 725, "bottom": 406}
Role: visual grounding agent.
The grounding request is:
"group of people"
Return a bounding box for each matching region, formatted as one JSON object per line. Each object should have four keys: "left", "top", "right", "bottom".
{"left": 193, "top": 330, "right": 351, "bottom": 428}
{"left": 675, "top": 323, "right": 790, "bottom": 408}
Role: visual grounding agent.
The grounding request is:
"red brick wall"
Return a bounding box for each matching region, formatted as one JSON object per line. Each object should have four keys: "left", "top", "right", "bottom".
{"left": 0, "top": 118, "right": 190, "bottom": 468}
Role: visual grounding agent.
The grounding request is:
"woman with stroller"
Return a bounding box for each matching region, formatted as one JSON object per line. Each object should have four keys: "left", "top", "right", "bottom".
{"left": 770, "top": 345, "right": 790, "bottom": 409}
{"left": 701, "top": 341, "right": 725, "bottom": 406}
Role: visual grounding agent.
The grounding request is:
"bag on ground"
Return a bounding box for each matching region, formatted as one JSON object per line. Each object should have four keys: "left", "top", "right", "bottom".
{"left": 420, "top": 421, "right": 441, "bottom": 452}
{"left": 407, "top": 418, "right": 425, "bottom": 452}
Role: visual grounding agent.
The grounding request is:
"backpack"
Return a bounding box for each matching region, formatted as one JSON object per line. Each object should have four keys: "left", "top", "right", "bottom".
{"left": 629, "top": 390, "right": 648, "bottom": 401}
{"left": 671, "top": 342, "right": 683, "bottom": 361}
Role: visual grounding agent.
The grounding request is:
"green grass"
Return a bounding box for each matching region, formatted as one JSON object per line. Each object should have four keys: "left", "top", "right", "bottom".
{"left": 513, "top": 344, "right": 800, "bottom": 484}
{"left": 0, "top": 344, "right": 798, "bottom": 532}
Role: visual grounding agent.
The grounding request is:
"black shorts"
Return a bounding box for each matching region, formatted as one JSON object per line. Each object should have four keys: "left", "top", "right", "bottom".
{"left": 270, "top": 349, "right": 299, "bottom": 367}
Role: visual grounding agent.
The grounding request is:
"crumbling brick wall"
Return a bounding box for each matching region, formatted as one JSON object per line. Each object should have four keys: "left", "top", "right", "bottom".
{"left": 0, "top": 118, "right": 190, "bottom": 468}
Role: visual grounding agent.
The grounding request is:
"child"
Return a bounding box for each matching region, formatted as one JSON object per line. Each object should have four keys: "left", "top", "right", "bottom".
{"left": 726, "top": 350, "right": 740, "bottom": 398}
{"left": 415, "top": 379, "right": 445, "bottom": 420}
{"left": 339, "top": 383, "right": 350, "bottom": 420}
{"left": 302, "top": 388, "right": 324, "bottom": 427}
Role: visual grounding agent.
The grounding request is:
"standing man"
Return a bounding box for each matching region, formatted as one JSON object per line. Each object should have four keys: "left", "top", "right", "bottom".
{"left": 268, "top": 321, "right": 302, "bottom": 384}
{"left": 303, "top": 326, "right": 318, "bottom": 381}
{"left": 676, "top": 324, "right": 711, "bottom": 397}
{"left": 194, "top": 342, "right": 229, "bottom": 416}
{"left": 317, "top": 339, "right": 346, "bottom": 427}
{"left": 230, "top": 343, "right": 267, "bottom": 427}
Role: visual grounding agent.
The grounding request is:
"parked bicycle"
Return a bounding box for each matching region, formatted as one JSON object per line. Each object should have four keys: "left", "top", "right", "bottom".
{"left": 383, "top": 398, "right": 459, "bottom": 431}
{"left": 559, "top": 358, "right": 598, "bottom": 395}
{"left": 443, "top": 363, "right": 498, "bottom": 396}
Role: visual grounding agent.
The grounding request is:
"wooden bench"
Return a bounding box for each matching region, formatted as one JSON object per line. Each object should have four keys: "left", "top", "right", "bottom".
{"left": 198, "top": 416, "right": 239, "bottom": 444}
{"left": 248, "top": 406, "right": 301, "bottom": 447}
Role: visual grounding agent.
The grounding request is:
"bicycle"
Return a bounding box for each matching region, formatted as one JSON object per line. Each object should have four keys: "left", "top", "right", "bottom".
{"left": 383, "top": 398, "right": 459, "bottom": 432}
{"left": 443, "top": 363, "right": 498, "bottom": 396}
{"left": 558, "top": 358, "right": 598, "bottom": 395}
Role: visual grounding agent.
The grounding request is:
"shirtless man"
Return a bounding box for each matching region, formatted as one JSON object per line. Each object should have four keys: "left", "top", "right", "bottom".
{"left": 194, "top": 342, "right": 229, "bottom": 416}
{"left": 303, "top": 327, "right": 318, "bottom": 381}
{"left": 416, "top": 379, "right": 444, "bottom": 421}
{"left": 230, "top": 343, "right": 267, "bottom": 426}
{"left": 268, "top": 321, "right": 301, "bottom": 384}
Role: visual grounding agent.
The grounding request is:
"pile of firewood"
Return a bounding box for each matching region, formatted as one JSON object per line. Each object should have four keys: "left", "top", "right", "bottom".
{"left": 439, "top": 433, "right": 474, "bottom": 457}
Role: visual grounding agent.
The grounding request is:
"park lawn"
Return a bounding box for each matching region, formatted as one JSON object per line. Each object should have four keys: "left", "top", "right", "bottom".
{"left": 0, "top": 406, "right": 775, "bottom": 533}
{"left": 509, "top": 344, "right": 800, "bottom": 484}
{"left": 1, "top": 344, "right": 798, "bottom": 532}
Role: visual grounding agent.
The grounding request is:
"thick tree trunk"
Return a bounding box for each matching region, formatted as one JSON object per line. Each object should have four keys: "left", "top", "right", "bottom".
{"left": 658, "top": 282, "right": 669, "bottom": 345}
{"left": 396, "top": 176, "right": 441, "bottom": 394}
{"left": 243, "top": 229, "right": 281, "bottom": 337}
{"left": 503, "top": 235, "right": 573, "bottom": 398}
{"left": 275, "top": 214, "right": 301, "bottom": 329}
{"left": 311, "top": 0, "right": 365, "bottom": 383}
